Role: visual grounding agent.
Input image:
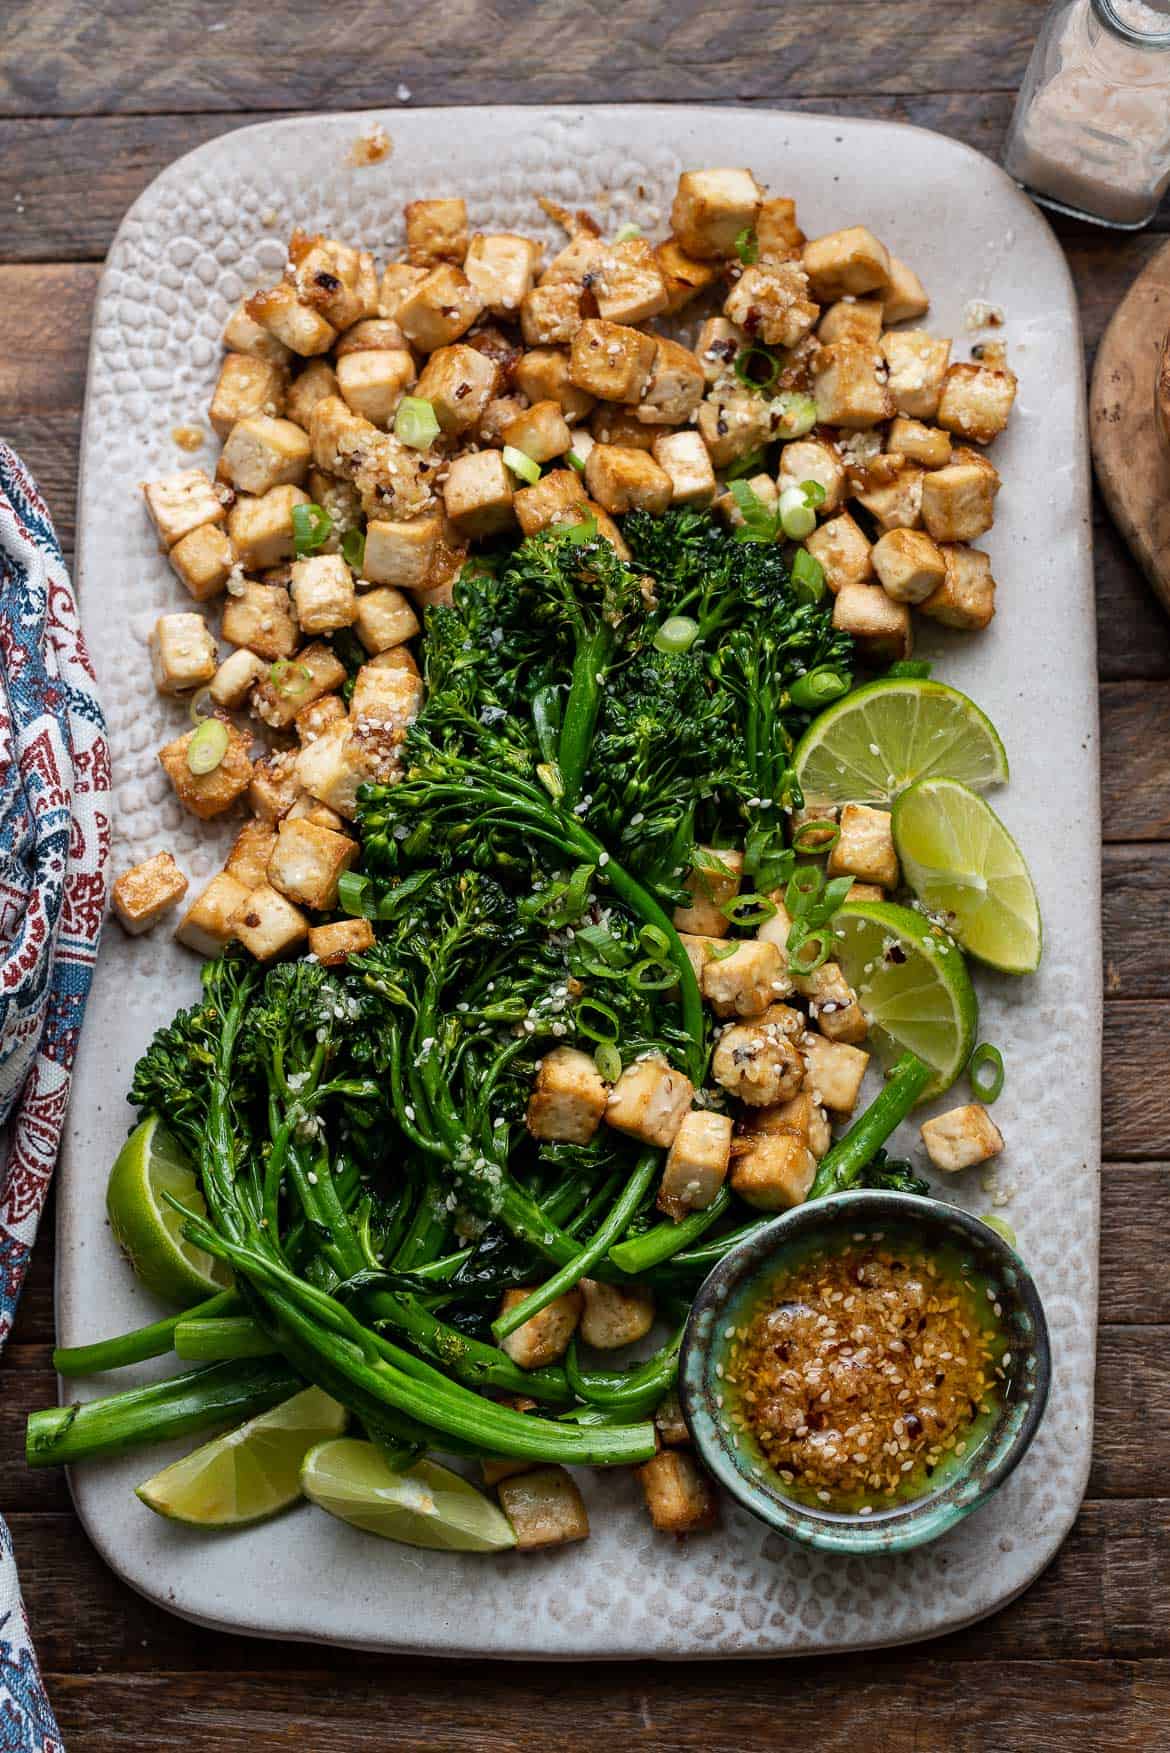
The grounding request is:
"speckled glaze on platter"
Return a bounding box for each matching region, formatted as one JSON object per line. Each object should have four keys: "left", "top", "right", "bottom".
{"left": 59, "top": 106, "right": 1099, "bottom": 1658}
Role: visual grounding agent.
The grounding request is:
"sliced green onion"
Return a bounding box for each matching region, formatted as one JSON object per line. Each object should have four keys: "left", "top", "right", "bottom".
{"left": 394, "top": 396, "right": 441, "bottom": 450}
{"left": 613, "top": 222, "right": 643, "bottom": 243}
{"left": 778, "top": 485, "right": 816, "bottom": 540}
{"left": 709, "top": 940, "right": 739, "bottom": 961}
{"left": 185, "top": 718, "right": 229, "bottom": 776}
{"left": 792, "top": 817, "right": 841, "bottom": 855}
{"left": 637, "top": 923, "right": 673, "bottom": 959}
{"left": 725, "top": 446, "right": 768, "bottom": 481}
{"left": 785, "top": 865, "right": 823, "bottom": 917}
{"left": 594, "top": 1043, "right": 622, "bottom": 1083}
{"left": 341, "top": 527, "right": 366, "bottom": 571}
{"left": 788, "top": 927, "right": 832, "bottom": 976}
{"left": 981, "top": 1214, "right": 1017, "bottom": 1249}
{"left": 733, "top": 344, "right": 781, "bottom": 391}
{"left": 734, "top": 226, "right": 759, "bottom": 266}
{"left": 338, "top": 870, "right": 375, "bottom": 919}
{"left": 269, "top": 659, "right": 314, "bottom": 699}
{"left": 187, "top": 686, "right": 214, "bottom": 725}
{"left": 788, "top": 667, "right": 850, "bottom": 712}
{"left": 772, "top": 391, "right": 818, "bottom": 438}
{"left": 653, "top": 615, "right": 700, "bottom": 654}
{"left": 729, "top": 479, "right": 781, "bottom": 545}
{"left": 575, "top": 998, "right": 621, "bottom": 1044}
{"left": 886, "top": 658, "right": 932, "bottom": 679}
{"left": 291, "top": 502, "right": 333, "bottom": 557}
{"left": 566, "top": 449, "right": 587, "bottom": 474}
{"left": 800, "top": 478, "right": 827, "bottom": 508}
{"left": 629, "top": 957, "right": 677, "bottom": 992}
{"left": 721, "top": 892, "right": 777, "bottom": 928}
{"left": 560, "top": 516, "right": 598, "bottom": 545}
{"left": 968, "top": 1043, "right": 1005, "bottom": 1103}
{"left": 502, "top": 445, "right": 541, "bottom": 486}
{"left": 791, "top": 546, "right": 826, "bottom": 603}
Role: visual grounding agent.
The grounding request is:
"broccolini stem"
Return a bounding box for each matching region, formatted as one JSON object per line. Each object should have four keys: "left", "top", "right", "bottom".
{"left": 173, "top": 1316, "right": 277, "bottom": 1363}
{"left": 558, "top": 621, "right": 615, "bottom": 809}
{"left": 52, "top": 1288, "right": 241, "bottom": 1377}
{"left": 808, "top": 1051, "right": 932, "bottom": 1199}
{"left": 608, "top": 1186, "right": 732, "bottom": 1275}
{"left": 363, "top": 1291, "right": 574, "bottom": 1404}
{"left": 564, "top": 1322, "right": 683, "bottom": 1415}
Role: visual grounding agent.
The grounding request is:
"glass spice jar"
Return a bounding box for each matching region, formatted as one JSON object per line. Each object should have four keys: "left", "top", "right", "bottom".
{"left": 1003, "top": 0, "right": 1170, "bottom": 228}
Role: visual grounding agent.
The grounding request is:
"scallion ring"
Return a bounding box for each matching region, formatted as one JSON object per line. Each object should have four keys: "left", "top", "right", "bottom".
{"left": 720, "top": 893, "right": 777, "bottom": 928}
{"left": 594, "top": 1043, "right": 622, "bottom": 1083}
{"left": 394, "top": 396, "right": 441, "bottom": 450}
{"left": 800, "top": 478, "right": 827, "bottom": 509}
{"left": 270, "top": 659, "right": 314, "bottom": 699}
{"left": 777, "top": 485, "right": 816, "bottom": 540}
{"left": 886, "top": 658, "right": 932, "bottom": 679}
{"left": 502, "top": 445, "right": 541, "bottom": 486}
{"left": 566, "top": 450, "right": 587, "bottom": 474}
{"left": 968, "top": 1043, "right": 1005, "bottom": 1103}
{"left": 629, "top": 957, "right": 677, "bottom": 993}
{"left": 340, "top": 527, "right": 366, "bottom": 571}
{"left": 637, "top": 923, "right": 673, "bottom": 959}
{"left": 187, "top": 686, "right": 215, "bottom": 726}
{"left": 185, "top": 718, "right": 229, "bottom": 776}
{"left": 788, "top": 928, "right": 832, "bottom": 976}
{"left": 338, "top": 871, "right": 375, "bottom": 919}
{"left": 652, "top": 615, "right": 700, "bottom": 654}
{"left": 291, "top": 502, "right": 333, "bottom": 558}
{"left": 733, "top": 344, "right": 781, "bottom": 392}
{"left": 772, "top": 391, "right": 819, "bottom": 438}
{"left": 575, "top": 998, "right": 621, "bottom": 1045}
{"left": 791, "top": 546, "right": 826, "bottom": 603}
{"left": 785, "top": 864, "right": 823, "bottom": 917}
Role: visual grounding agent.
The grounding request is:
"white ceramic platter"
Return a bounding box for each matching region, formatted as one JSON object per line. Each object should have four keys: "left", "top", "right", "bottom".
{"left": 60, "top": 106, "right": 1099, "bottom": 1658}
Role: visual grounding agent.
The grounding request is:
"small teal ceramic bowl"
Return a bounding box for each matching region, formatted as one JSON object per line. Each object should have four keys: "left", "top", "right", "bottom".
{"left": 678, "top": 1190, "right": 1051, "bottom": 1554}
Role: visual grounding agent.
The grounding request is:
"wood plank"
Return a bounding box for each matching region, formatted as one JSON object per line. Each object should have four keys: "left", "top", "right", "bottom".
{"left": 1099, "top": 1166, "right": 1170, "bottom": 1324}
{"left": 0, "top": 265, "right": 95, "bottom": 414}
{"left": 1101, "top": 685, "right": 1170, "bottom": 839}
{"left": 1104, "top": 1003, "right": 1170, "bottom": 1159}
{"left": 1104, "top": 846, "right": 1170, "bottom": 997}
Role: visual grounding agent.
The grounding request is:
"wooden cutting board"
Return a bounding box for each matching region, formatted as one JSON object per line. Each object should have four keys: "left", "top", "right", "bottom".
{"left": 1090, "top": 238, "right": 1170, "bottom": 611}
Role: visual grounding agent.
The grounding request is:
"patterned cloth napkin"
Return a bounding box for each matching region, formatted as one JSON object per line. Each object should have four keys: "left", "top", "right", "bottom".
{"left": 0, "top": 441, "right": 112, "bottom": 1752}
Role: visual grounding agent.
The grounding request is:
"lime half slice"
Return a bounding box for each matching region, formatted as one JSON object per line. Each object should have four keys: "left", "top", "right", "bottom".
{"left": 833, "top": 900, "right": 978, "bottom": 1099}
{"left": 792, "top": 679, "right": 1009, "bottom": 807}
{"left": 892, "top": 778, "right": 1042, "bottom": 974}
{"left": 136, "top": 1387, "right": 347, "bottom": 1527}
{"left": 300, "top": 1439, "right": 517, "bottom": 1552}
{"left": 106, "top": 1115, "right": 231, "bottom": 1306}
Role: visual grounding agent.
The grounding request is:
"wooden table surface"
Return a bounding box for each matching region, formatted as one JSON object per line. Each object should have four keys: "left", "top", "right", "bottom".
{"left": 4, "top": 3, "right": 1170, "bottom": 1746}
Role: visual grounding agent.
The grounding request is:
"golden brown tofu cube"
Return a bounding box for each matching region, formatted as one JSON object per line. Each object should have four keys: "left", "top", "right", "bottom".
{"left": 209, "top": 648, "right": 265, "bottom": 710}
{"left": 605, "top": 1056, "right": 695, "bottom": 1148}
{"left": 226, "top": 484, "right": 310, "bottom": 570}
{"left": 655, "top": 237, "right": 722, "bottom": 313}
{"left": 294, "top": 693, "right": 347, "bottom": 744}
{"left": 111, "top": 851, "right": 188, "bottom": 935}
{"left": 498, "top": 1467, "right": 589, "bottom": 1551}
{"left": 828, "top": 803, "right": 900, "bottom": 889}
{"left": 696, "top": 316, "right": 746, "bottom": 384}
{"left": 802, "top": 226, "right": 891, "bottom": 301}
{"left": 378, "top": 261, "right": 429, "bottom": 320}
{"left": 335, "top": 349, "right": 416, "bottom": 428}
{"left": 854, "top": 462, "right": 924, "bottom": 533}
{"left": 637, "top": 336, "right": 706, "bottom": 427}
{"left": 405, "top": 197, "right": 469, "bottom": 266}
{"left": 142, "top": 469, "right": 225, "bottom": 549}
{"left": 513, "top": 469, "right": 590, "bottom": 537}
{"left": 802, "top": 1033, "right": 869, "bottom": 1113}
{"left": 832, "top": 582, "right": 912, "bottom": 663}
{"left": 882, "top": 256, "right": 930, "bottom": 325}
{"left": 712, "top": 1012, "right": 805, "bottom": 1107}
{"left": 248, "top": 751, "right": 300, "bottom": 824}
{"left": 752, "top": 1089, "right": 831, "bottom": 1160}
{"left": 246, "top": 282, "right": 337, "bottom": 357}
{"left": 294, "top": 721, "right": 368, "bottom": 819}
{"left": 584, "top": 444, "right": 672, "bottom": 516}
{"left": 922, "top": 544, "right": 997, "bottom": 631}
{"left": 702, "top": 939, "right": 790, "bottom": 1019}
{"left": 593, "top": 237, "right": 669, "bottom": 326}
{"left": 756, "top": 195, "right": 805, "bottom": 260}
{"left": 252, "top": 641, "right": 347, "bottom": 730}
{"left": 232, "top": 882, "right": 310, "bottom": 961}
{"left": 414, "top": 344, "right": 499, "bottom": 436}
{"left": 498, "top": 1287, "right": 582, "bottom": 1369}
{"left": 589, "top": 408, "right": 657, "bottom": 451}
{"left": 805, "top": 511, "right": 874, "bottom": 594}
{"left": 285, "top": 360, "right": 341, "bottom": 431}
{"left": 812, "top": 341, "right": 895, "bottom": 429}
{"left": 158, "top": 721, "right": 252, "bottom": 820}
{"left": 794, "top": 960, "right": 868, "bottom": 1045}
{"left": 363, "top": 515, "right": 440, "bottom": 590}
{"left": 777, "top": 436, "right": 845, "bottom": 514}
{"left": 651, "top": 430, "right": 717, "bottom": 507}
{"left": 520, "top": 282, "right": 584, "bottom": 348}
{"left": 658, "top": 1109, "right": 733, "bottom": 1221}
{"left": 221, "top": 579, "right": 299, "bottom": 661}
{"left": 335, "top": 318, "right": 409, "bottom": 357}
{"left": 920, "top": 1104, "right": 1004, "bottom": 1172}
{"left": 442, "top": 450, "right": 515, "bottom": 538}
{"left": 847, "top": 881, "right": 885, "bottom": 902}
{"left": 872, "top": 528, "right": 947, "bottom": 605}
{"left": 570, "top": 320, "right": 657, "bottom": 404}
{"left": 936, "top": 361, "right": 1018, "bottom": 445}
{"left": 266, "top": 818, "right": 358, "bottom": 911}
{"left": 465, "top": 232, "right": 542, "bottom": 315}
{"left": 502, "top": 399, "right": 573, "bottom": 464}
{"left": 731, "top": 1129, "right": 816, "bottom": 1210}
{"left": 174, "top": 871, "right": 252, "bottom": 957}
{"left": 716, "top": 470, "right": 778, "bottom": 531}
{"left": 513, "top": 347, "right": 595, "bottom": 424}
{"left": 888, "top": 417, "right": 952, "bottom": 470}
{"left": 579, "top": 1278, "right": 656, "bottom": 1351}
{"left": 526, "top": 1046, "right": 609, "bottom": 1144}
{"left": 350, "top": 658, "right": 423, "bottom": 738}
{"left": 308, "top": 917, "right": 376, "bottom": 966}
{"left": 209, "top": 353, "right": 287, "bottom": 441}
{"left": 396, "top": 264, "right": 485, "bottom": 352}
{"left": 672, "top": 846, "right": 743, "bottom": 938}
{"left": 219, "top": 415, "right": 310, "bottom": 496}
{"left": 920, "top": 448, "right": 1001, "bottom": 544}
{"left": 224, "top": 820, "right": 278, "bottom": 890}
{"left": 724, "top": 261, "right": 818, "bottom": 349}
{"left": 655, "top": 1391, "right": 690, "bottom": 1448}
{"left": 880, "top": 330, "right": 952, "bottom": 420}
{"left": 817, "top": 295, "right": 885, "bottom": 346}
{"left": 286, "top": 794, "right": 345, "bottom": 831}
{"left": 150, "top": 612, "right": 217, "bottom": 696}
{"left": 637, "top": 1450, "right": 719, "bottom": 1535}
{"left": 222, "top": 301, "right": 293, "bottom": 366}
{"left": 290, "top": 554, "right": 356, "bottom": 635}
{"left": 670, "top": 167, "right": 763, "bottom": 259}
{"left": 168, "top": 523, "right": 234, "bottom": 603}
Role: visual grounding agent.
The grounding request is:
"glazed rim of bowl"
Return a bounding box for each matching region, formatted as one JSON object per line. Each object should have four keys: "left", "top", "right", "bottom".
{"left": 678, "top": 1189, "right": 1052, "bottom": 1556}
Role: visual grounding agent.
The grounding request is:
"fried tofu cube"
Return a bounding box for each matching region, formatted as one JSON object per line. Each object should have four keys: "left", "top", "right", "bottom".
{"left": 285, "top": 360, "right": 341, "bottom": 431}
{"left": 888, "top": 417, "right": 952, "bottom": 470}
{"left": 587, "top": 503, "right": 632, "bottom": 560}
{"left": 803, "top": 1034, "right": 869, "bottom": 1113}
{"left": 150, "top": 612, "right": 217, "bottom": 695}
{"left": 351, "top": 585, "right": 418, "bottom": 655}
{"left": 730, "top": 1129, "right": 816, "bottom": 1210}
{"left": 540, "top": 232, "right": 606, "bottom": 286}
{"left": 805, "top": 511, "right": 873, "bottom": 594}
{"left": 513, "top": 347, "right": 595, "bottom": 424}
{"left": 112, "top": 851, "right": 188, "bottom": 935}
{"left": 175, "top": 871, "right": 251, "bottom": 956}
{"left": 882, "top": 256, "right": 930, "bottom": 325}
{"left": 224, "top": 820, "right": 278, "bottom": 890}
{"left": 699, "top": 386, "right": 775, "bottom": 468}
{"left": 501, "top": 399, "right": 572, "bottom": 463}
{"left": 442, "top": 450, "right": 515, "bottom": 537}
{"left": 652, "top": 430, "right": 717, "bottom": 507}
{"left": 478, "top": 393, "right": 529, "bottom": 449}
{"left": 593, "top": 238, "right": 669, "bottom": 325}
{"left": 209, "top": 647, "right": 265, "bottom": 710}
{"left": 786, "top": 806, "right": 838, "bottom": 855}
{"left": 405, "top": 197, "right": 469, "bottom": 266}
{"left": 286, "top": 793, "right": 345, "bottom": 830}
{"left": 921, "top": 1104, "right": 1005, "bottom": 1172}
{"left": 334, "top": 349, "right": 416, "bottom": 428}
{"left": 672, "top": 847, "right": 742, "bottom": 938}
{"left": 465, "top": 232, "right": 541, "bottom": 315}
{"left": 252, "top": 641, "right": 347, "bottom": 729}
{"left": 637, "top": 1450, "right": 718, "bottom": 1535}
{"left": 922, "top": 544, "right": 997, "bottom": 631}
{"left": 872, "top": 528, "right": 947, "bottom": 604}
{"left": 579, "top": 1279, "right": 656, "bottom": 1350}
{"left": 827, "top": 803, "right": 899, "bottom": 889}
{"left": 778, "top": 437, "right": 845, "bottom": 513}
{"left": 570, "top": 320, "right": 657, "bottom": 404}
{"left": 702, "top": 939, "right": 790, "bottom": 1019}
{"left": 756, "top": 195, "right": 805, "bottom": 260}
{"left": 637, "top": 337, "right": 706, "bottom": 426}
{"left": 497, "top": 1288, "right": 582, "bottom": 1369}
{"left": 414, "top": 345, "right": 499, "bottom": 438}
{"left": 308, "top": 917, "right": 376, "bottom": 966}
{"left": 936, "top": 362, "right": 1018, "bottom": 445}
{"left": 168, "top": 523, "right": 234, "bottom": 603}
{"left": 832, "top": 582, "right": 912, "bottom": 663}
{"left": 526, "top": 1046, "right": 609, "bottom": 1144}
{"left": 920, "top": 448, "right": 1001, "bottom": 544}
{"left": 812, "top": 341, "right": 895, "bottom": 429}
{"left": 287, "top": 553, "right": 355, "bottom": 635}
{"left": 605, "top": 1056, "right": 695, "bottom": 1148}
{"left": 232, "top": 882, "right": 309, "bottom": 961}
{"left": 378, "top": 261, "right": 429, "bottom": 320}
{"left": 847, "top": 881, "right": 885, "bottom": 902}
{"left": 584, "top": 444, "right": 672, "bottom": 516}
{"left": 221, "top": 579, "right": 299, "bottom": 660}
{"left": 219, "top": 415, "right": 311, "bottom": 496}
{"left": 794, "top": 961, "right": 868, "bottom": 1045}
{"left": 498, "top": 1467, "right": 589, "bottom": 1551}
{"left": 713, "top": 1012, "right": 805, "bottom": 1107}
{"left": 246, "top": 282, "right": 336, "bottom": 357}
{"left": 590, "top": 407, "right": 658, "bottom": 451}
{"left": 724, "top": 262, "right": 818, "bottom": 349}
{"left": 351, "top": 654, "right": 423, "bottom": 725}
{"left": 513, "top": 468, "right": 589, "bottom": 536}
{"left": 396, "top": 264, "right": 485, "bottom": 352}
{"left": 143, "top": 469, "right": 225, "bottom": 549}
{"left": 670, "top": 168, "right": 763, "bottom": 259}
{"left": 289, "top": 232, "right": 378, "bottom": 327}
{"left": 209, "top": 353, "right": 286, "bottom": 441}
{"left": 335, "top": 317, "right": 410, "bottom": 357}
{"left": 360, "top": 515, "right": 437, "bottom": 590}
{"left": 159, "top": 720, "right": 252, "bottom": 820}
{"left": 757, "top": 1089, "right": 832, "bottom": 1159}
{"left": 520, "top": 281, "right": 584, "bottom": 347}
{"left": 222, "top": 301, "right": 293, "bottom": 366}
{"left": 715, "top": 471, "right": 778, "bottom": 534}
{"left": 655, "top": 237, "right": 722, "bottom": 312}
{"left": 817, "top": 295, "right": 885, "bottom": 346}
{"left": 802, "top": 226, "right": 891, "bottom": 300}
{"left": 248, "top": 751, "right": 300, "bottom": 823}
{"left": 294, "top": 721, "right": 366, "bottom": 818}
{"left": 655, "top": 1391, "right": 690, "bottom": 1448}
{"left": 696, "top": 316, "right": 746, "bottom": 384}
{"left": 658, "top": 1110, "right": 733, "bottom": 1220}
{"left": 266, "top": 818, "right": 358, "bottom": 911}
{"left": 854, "top": 462, "right": 924, "bottom": 532}
{"left": 880, "top": 330, "right": 952, "bottom": 421}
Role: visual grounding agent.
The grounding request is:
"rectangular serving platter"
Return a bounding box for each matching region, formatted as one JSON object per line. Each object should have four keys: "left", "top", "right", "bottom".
{"left": 59, "top": 105, "right": 1100, "bottom": 1658}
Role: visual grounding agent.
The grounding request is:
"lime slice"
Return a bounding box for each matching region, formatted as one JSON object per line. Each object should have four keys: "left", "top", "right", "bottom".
{"left": 792, "top": 679, "right": 1009, "bottom": 807}
{"left": 136, "top": 1387, "right": 347, "bottom": 1527}
{"left": 833, "top": 900, "right": 978, "bottom": 1099}
{"left": 892, "top": 778, "right": 1042, "bottom": 974}
{"left": 106, "top": 1115, "right": 231, "bottom": 1306}
{"left": 300, "top": 1439, "right": 517, "bottom": 1552}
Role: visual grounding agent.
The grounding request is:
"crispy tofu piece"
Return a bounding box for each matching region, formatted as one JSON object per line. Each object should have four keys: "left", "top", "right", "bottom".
{"left": 920, "top": 448, "right": 1001, "bottom": 544}
{"left": 655, "top": 1391, "right": 690, "bottom": 1448}
{"left": 888, "top": 417, "right": 952, "bottom": 470}
{"left": 872, "top": 527, "right": 948, "bottom": 604}
{"left": 478, "top": 392, "right": 530, "bottom": 448}
{"left": 227, "top": 483, "right": 311, "bottom": 571}
{"left": 936, "top": 361, "right": 1018, "bottom": 445}
{"left": 362, "top": 515, "right": 441, "bottom": 590}
{"left": 405, "top": 197, "right": 469, "bottom": 266}
{"left": 209, "top": 353, "right": 287, "bottom": 441}
{"left": 672, "top": 847, "right": 742, "bottom": 938}
{"left": 221, "top": 579, "right": 299, "bottom": 661}
{"left": 158, "top": 720, "right": 252, "bottom": 820}
{"left": 396, "top": 264, "right": 485, "bottom": 352}
{"left": 756, "top": 195, "right": 805, "bottom": 260}
{"left": 786, "top": 805, "right": 838, "bottom": 854}
{"left": 590, "top": 407, "right": 658, "bottom": 451}
{"left": 696, "top": 316, "right": 746, "bottom": 384}
{"left": 853, "top": 462, "right": 924, "bottom": 532}
{"left": 724, "top": 261, "right": 818, "bottom": 349}
{"left": 308, "top": 917, "right": 376, "bottom": 966}
{"left": 224, "top": 820, "right": 278, "bottom": 890}
{"left": 378, "top": 261, "right": 429, "bottom": 320}
{"left": 670, "top": 168, "right": 763, "bottom": 259}
{"left": 805, "top": 511, "right": 873, "bottom": 594}
{"left": 637, "top": 337, "right": 706, "bottom": 426}
{"left": 290, "top": 554, "right": 356, "bottom": 634}
{"left": 605, "top": 1056, "right": 695, "bottom": 1148}
{"left": 513, "top": 468, "right": 589, "bottom": 537}
{"left": 150, "top": 612, "right": 217, "bottom": 695}
{"left": 652, "top": 430, "right": 717, "bottom": 507}
{"left": 266, "top": 818, "right": 358, "bottom": 911}
{"left": 498, "top": 1287, "right": 582, "bottom": 1369}
{"left": 697, "top": 391, "right": 774, "bottom": 469}
{"left": 175, "top": 871, "right": 252, "bottom": 956}
{"left": 465, "top": 232, "right": 542, "bottom": 315}
{"left": 586, "top": 503, "right": 632, "bottom": 560}
{"left": 802, "top": 226, "right": 891, "bottom": 301}
{"left": 570, "top": 319, "right": 657, "bottom": 403}
{"left": 285, "top": 360, "right": 341, "bottom": 431}
{"left": 701, "top": 939, "right": 790, "bottom": 1018}
{"left": 219, "top": 415, "right": 311, "bottom": 496}
{"left": 584, "top": 444, "right": 672, "bottom": 515}
{"left": 289, "top": 231, "right": 378, "bottom": 328}
{"left": 882, "top": 256, "right": 930, "bottom": 325}
{"left": 294, "top": 721, "right": 368, "bottom": 819}
{"left": 222, "top": 301, "right": 293, "bottom": 366}
{"left": 111, "top": 851, "right": 188, "bottom": 935}
{"left": 520, "top": 281, "right": 584, "bottom": 347}
{"left": 143, "top": 469, "right": 225, "bottom": 549}
{"left": 678, "top": 929, "right": 719, "bottom": 985}
{"left": 248, "top": 751, "right": 300, "bottom": 823}
{"left": 540, "top": 232, "right": 606, "bottom": 286}
{"left": 498, "top": 1467, "right": 589, "bottom": 1551}
{"left": 796, "top": 962, "right": 868, "bottom": 1043}
{"left": 335, "top": 317, "right": 409, "bottom": 357}
{"left": 637, "top": 1451, "right": 718, "bottom": 1535}
{"left": 812, "top": 341, "right": 895, "bottom": 429}
{"left": 880, "top": 331, "right": 952, "bottom": 420}
{"left": 832, "top": 582, "right": 912, "bottom": 663}
{"left": 730, "top": 1128, "right": 816, "bottom": 1210}
{"left": 778, "top": 436, "right": 845, "bottom": 513}
{"left": 922, "top": 544, "right": 997, "bottom": 631}
{"left": 286, "top": 793, "right": 345, "bottom": 830}
{"left": 593, "top": 238, "right": 669, "bottom": 326}
{"left": 351, "top": 655, "right": 423, "bottom": 731}
{"left": 847, "top": 881, "right": 885, "bottom": 902}
{"left": 579, "top": 1279, "right": 655, "bottom": 1350}
{"left": 309, "top": 399, "right": 431, "bottom": 523}
{"left": 442, "top": 450, "right": 515, "bottom": 537}
{"left": 232, "top": 882, "right": 310, "bottom": 961}
{"left": 513, "top": 347, "right": 595, "bottom": 424}
{"left": 209, "top": 647, "right": 265, "bottom": 710}
{"left": 501, "top": 399, "right": 572, "bottom": 463}
{"left": 921, "top": 1104, "right": 1004, "bottom": 1172}
{"left": 335, "top": 348, "right": 416, "bottom": 428}
{"left": 655, "top": 236, "right": 722, "bottom": 312}
{"left": 712, "top": 1010, "right": 805, "bottom": 1107}
{"left": 658, "top": 1109, "right": 733, "bottom": 1220}
{"left": 252, "top": 641, "right": 347, "bottom": 729}
{"left": 414, "top": 344, "right": 499, "bottom": 435}
{"left": 802, "top": 1033, "right": 869, "bottom": 1113}
{"left": 168, "top": 523, "right": 234, "bottom": 603}
{"left": 526, "top": 1046, "right": 609, "bottom": 1144}
{"left": 246, "top": 282, "right": 337, "bottom": 356}
{"left": 752, "top": 1089, "right": 832, "bottom": 1160}
{"left": 817, "top": 295, "right": 885, "bottom": 346}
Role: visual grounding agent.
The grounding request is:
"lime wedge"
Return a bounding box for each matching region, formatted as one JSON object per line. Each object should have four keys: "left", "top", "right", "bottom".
{"left": 833, "top": 900, "right": 978, "bottom": 1099}
{"left": 892, "top": 778, "right": 1042, "bottom": 974}
{"left": 106, "top": 1115, "right": 231, "bottom": 1306}
{"left": 300, "top": 1439, "right": 517, "bottom": 1552}
{"left": 136, "top": 1387, "right": 346, "bottom": 1527}
{"left": 792, "top": 679, "right": 1009, "bottom": 807}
